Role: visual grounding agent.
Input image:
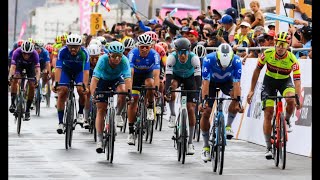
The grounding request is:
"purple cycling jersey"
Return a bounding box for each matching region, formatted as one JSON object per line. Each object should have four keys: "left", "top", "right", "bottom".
{"left": 11, "top": 48, "right": 40, "bottom": 67}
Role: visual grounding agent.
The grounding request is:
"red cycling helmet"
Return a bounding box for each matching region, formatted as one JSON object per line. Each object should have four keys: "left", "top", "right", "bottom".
{"left": 144, "top": 31, "right": 159, "bottom": 42}
{"left": 45, "top": 44, "right": 53, "bottom": 53}
{"left": 17, "top": 40, "right": 24, "bottom": 47}
{"left": 157, "top": 42, "right": 168, "bottom": 52}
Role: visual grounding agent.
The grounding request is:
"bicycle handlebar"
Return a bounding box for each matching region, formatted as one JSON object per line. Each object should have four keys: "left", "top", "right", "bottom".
{"left": 132, "top": 85, "right": 158, "bottom": 92}
{"left": 263, "top": 93, "right": 300, "bottom": 107}
{"left": 94, "top": 89, "right": 132, "bottom": 102}
{"left": 201, "top": 95, "right": 242, "bottom": 109}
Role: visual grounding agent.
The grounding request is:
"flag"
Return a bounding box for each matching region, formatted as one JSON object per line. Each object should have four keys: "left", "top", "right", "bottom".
{"left": 100, "top": 0, "right": 111, "bottom": 12}
{"left": 18, "top": 21, "right": 27, "bottom": 40}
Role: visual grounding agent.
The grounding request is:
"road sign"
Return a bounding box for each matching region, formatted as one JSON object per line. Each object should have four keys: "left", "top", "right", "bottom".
{"left": 90, "top": 13, "right": 103, "bottom": 36}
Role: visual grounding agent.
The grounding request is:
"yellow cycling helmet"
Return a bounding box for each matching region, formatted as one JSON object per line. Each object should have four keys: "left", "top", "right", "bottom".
{"left": 61, "top": 33, "right": 68, "bottom": 42}
{"left": 275, "top": 31, "right": 291, "bottom": 44}
{"left": 28, "top": 38, "right": 34, "bottom": 43}
{"left": 55, "top": 35, "right": 62, "bottom": 43}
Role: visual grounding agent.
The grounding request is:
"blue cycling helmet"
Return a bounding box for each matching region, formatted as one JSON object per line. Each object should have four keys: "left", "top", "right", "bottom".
{"left": 108, "top": 41, "right": 125, "bottom": 54}
{"left": 13, "top": 42, "right": 18, "bottom": 49}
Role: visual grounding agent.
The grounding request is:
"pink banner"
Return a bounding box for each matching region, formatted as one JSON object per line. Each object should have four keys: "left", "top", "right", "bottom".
{"left": 18, "top": 21, "right": 27, "bottom": 40}
{"left": 210, "top": 0, "right": 231, "bottom": 11}
{"left": 79, "top": 0, "right": 91, "bottom": 34}
{"left": 160, "top": 9, "right": 200, "bottom": 20}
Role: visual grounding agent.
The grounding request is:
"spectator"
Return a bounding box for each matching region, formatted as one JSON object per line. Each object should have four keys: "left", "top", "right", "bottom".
{"left": 295, "top": 26, "right": 312, "bottom": 59}
{"left": 250, "top": 0, "right": 265, "bottom": 29}
{"left": 187, "top": 29, "right": 199, "bottom": 50}
{"left": 232, "top": 21, "right": 251, "bottom": 57}
{"left": 218, "top": 14, "right": 236, "bottom": 43}
{"left": 225, "top": 7, "right": 238, "bottom": 24}
{"left": 268, "top": 22, "right": 275, "bottom": 31}
{"left": 180, "top": 26, "right": 190, "bottom": 38}
{"left": 265, "top": 30, "right": 275, "bottom": 46}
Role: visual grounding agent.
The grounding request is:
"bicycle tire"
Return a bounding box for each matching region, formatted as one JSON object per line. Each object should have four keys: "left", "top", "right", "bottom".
{"left": 64, "top": 101, "right": 70, "bottom": 150}
{"left": 159, "top": 96, "right": 164, "bottom": 131}
{"left": 93, "top": 107, "right": 97, "bottom": 142}
{"left": 272, "top": 116, "right": 279, "bottom": 167}
{"left": 181, "top": 109, "right": 187, "bottom": 164}
{"left": 68, "top": 98, "right": 76, "bottom": 148}
{"left": 46, "top": 81, "right": 51, "bottom": 108}
{"left": 121, "top": 103, "right": 128, "bottom": 133}
{"left": 280, "top": 113, "right": 286, "bottom": 169}
{"left": 217, "top": 116, "right": 225, "bottom": 175}
{"left": 138, "top": 106, "right": 144, "bottom": 153}
{"left": 176, "top": 112, "right": 181, "bottom": 161}
{"left": 109, "top": 108, "right": 115, "bottom": 163}
{"left": 36, "top": 84, "right": 41, "bottom": 116}
{"left": 145, "top": 119, "right": 149, "bottom": 142}
{"left": 17, "top": 94, "right": 24, "bottom": 135}
{"left": 148, "top": 120, "right": 154, "bottom": 144}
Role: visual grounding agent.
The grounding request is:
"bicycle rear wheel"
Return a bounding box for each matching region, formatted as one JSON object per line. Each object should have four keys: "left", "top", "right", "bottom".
{"left": 109, "top": 108, "right": 115, "bottom": 163}
{"left": 148, "top": 120, "right": 154, "bottom": 144}
{"left": 46, "top": 81, "right": 51, "bottom": 108}
{"left": 121, "top": 103, "right": 128, "bottom": 133}
{"left": 216, "top": 116, "right": 225, "bottom": 175}
{"left": 181, "top": 109, "right": 187, "bottom": 164}
{"left": 279, "top": 113, "right": 286, "bottom": 169}
{"left": 137, "top": 107, "right": 144, "bottom": 153}
{"left": 271, "top": 115, "right": 279, "bottom": 166}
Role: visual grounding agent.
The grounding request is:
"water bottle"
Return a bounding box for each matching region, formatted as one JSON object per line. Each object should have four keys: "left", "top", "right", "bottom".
{"left": 169, "top": 8, "right": 178, "bottom": 17}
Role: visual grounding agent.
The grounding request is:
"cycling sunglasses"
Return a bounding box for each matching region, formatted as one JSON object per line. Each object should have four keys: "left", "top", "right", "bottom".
{"left": 109, "top": 53, "right": 122, "bottom": 59}
{"left": 139, "top": 45, "right": 151, "bottom": 50}
{"left": 177, "top": 50, "right": 189, "bottom": 55}
{"left": 276, "top": 41, "right": 289, "bottom": 48}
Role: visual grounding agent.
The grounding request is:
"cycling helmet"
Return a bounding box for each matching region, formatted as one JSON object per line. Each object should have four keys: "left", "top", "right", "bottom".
{"left": 55, "top": 35, "right": 62, "bottom": 43}
{"left": 123, "top": 38, "right": 135, "bottom": 49}
{"left": 157, "top": 42, "right": 168, "bottom": 52}
{"left": 87, "top": 44, "right": 101, "bottom": 56}
{"left": 21, "top": 40, "right": 35, "bottom": 53}
{"left": 34, "top": 39, "right": 45, "bottom": 48}
{"left": 13, "top": 42, "right": 18, "bottom": 49}
{"left": 96, "top": 36, "right": 107, "bottom": 45}
{"left": 17, "top": 40, "right": 24, "bottom": 47}
{"left": 27, "top": 38, "right": 34, "bottom": 43}
{"left": 274, "top": 31, "right": 291, "bottom": 44}
{"left": 193, "top": 44, "right": 207, "bottom": 58}
{"left": 137, "top": 34, "right": 153, "bottom": 45}
{"left": 144, "top": 31, "right": 159, "bottom": 42}
{"left": 66, "top": 33, "right": 82, "bottom": 46}
{"left": 61, "top": 33, "right": 68, "bottom": 42}
{"left": 89, "top": 38, "right": 102, "bottom": 50}
{"left": 44, "top": 44, "right": 53, "bottom": 53}
{"left": 174, "top": 38, "right": 191, "bottom": 51}
{"left": 108, "top": 41, "right": 125, "bottom": 54}
{"left": 216, "top": 43, "right": 234, "bottom": 68}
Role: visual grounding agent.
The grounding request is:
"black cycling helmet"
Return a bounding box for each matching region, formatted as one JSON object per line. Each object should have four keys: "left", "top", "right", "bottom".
{"left": 174, "top": 37, "right": 191, "bottom": 51}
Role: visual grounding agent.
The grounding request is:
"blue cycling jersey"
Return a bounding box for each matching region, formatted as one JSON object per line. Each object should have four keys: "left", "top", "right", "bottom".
{"left": 93, "top": 54, "right": 131, "bottom": 81}
{"left": 202, "top": 52, "right": 242, "bottom": 83}
{"left": 128, "top": 47, "right": 160, "bottom": 73}
{"left": 56, "top": 46, "right": 90, "bottom": 73}
{"left": 38, "top": 47, "right": 50, "bottom": 63}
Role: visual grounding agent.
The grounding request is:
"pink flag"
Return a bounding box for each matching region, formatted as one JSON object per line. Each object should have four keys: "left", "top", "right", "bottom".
{"left": 210, "top": 0, "right": 231, "bottom": 11}
{"left": 18, "top": 21, "right": 27, "bottom": 40}
{"left": 79, "top": 0, "right": 91, "bottom": 34}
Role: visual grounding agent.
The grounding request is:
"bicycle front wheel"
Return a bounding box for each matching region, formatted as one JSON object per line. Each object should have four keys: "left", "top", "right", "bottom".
{"left": 17, "top": 94, "right": 24, "bottom": 135}
{"left": 35, "top": 84, "right": 41, "bottom": 116}
{"left": 109, "top": 108, "right": 116, "bottom": 163}
{"left": 279, "top": 113, "right": 286, "bottom": 169}
{"left": 46, "top": 81, "right": 51, "bottom": 107}
{"left": 272, "top": 116, "right": 279, "bottom": 167}
{"left": 181, "top": 109, "right": 187, "bottom": 164}
{"left": 216, "top": 116, "right": 225, "bottom": 175}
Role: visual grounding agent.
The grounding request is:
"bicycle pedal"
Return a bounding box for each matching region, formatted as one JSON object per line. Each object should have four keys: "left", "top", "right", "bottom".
{"left": 171, "top": 136, "right": 177, "bottom": 140}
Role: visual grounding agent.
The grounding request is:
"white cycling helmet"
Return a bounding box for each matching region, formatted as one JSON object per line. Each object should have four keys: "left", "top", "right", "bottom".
{"left": 137, "top": 34, "right": 153, "bottom": 45}
{"left": 89, "top": 38, "right": 102, "bottom": 51}
{"left": 96, "top": 36, "right": 107, "bottom": 45}
{"left": 66, "top": 33, "right": 82, "bottom": 45}
{"left": 123, "top": 38, "right": 135, "bottom": 49}
{"left": 21, "top": 41, "right": 35, "bottom": 53}
{"left": 87, "top": 44, "right": 100, "bottom": 56}
{"left": 193, "top": 44, "right": 207, "bottom": 58}
{"left": 216, "top": 43, "right": 234, "bottom": 68}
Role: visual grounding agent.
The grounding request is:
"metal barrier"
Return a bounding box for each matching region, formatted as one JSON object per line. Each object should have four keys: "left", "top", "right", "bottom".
{"left": 206, "top": 46, "right": 311, "bottom": 53}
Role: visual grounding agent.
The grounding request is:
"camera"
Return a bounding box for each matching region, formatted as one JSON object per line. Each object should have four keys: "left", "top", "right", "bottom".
{"left": 284, "top": 3, "right": 295, "bottom": 9}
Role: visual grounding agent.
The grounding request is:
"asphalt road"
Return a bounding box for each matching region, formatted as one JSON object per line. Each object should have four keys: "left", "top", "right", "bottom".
{"left": 8, "top": 96, "right": 312, "bottom": 180}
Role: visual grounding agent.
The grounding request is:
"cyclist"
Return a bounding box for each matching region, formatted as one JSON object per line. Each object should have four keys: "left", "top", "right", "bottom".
{"left": 34, "top": 40, "right": 51, "bottom": 93}
{"left": 8, "top": 41, "right": 20, "bottom": 71}
{"left": 8, "top": 40, "right": 40, "bottom": 121}
{"left": 83, "top": 43, "right": 101, "bottom": 129}
{"left": 52, "top": 33, "right": 90, "bottom": 134}
{"left": 89, "top": 38, "right": 105, "bottom": 55}
{"left": 144, "top": 31, "right": 168, "bottom": 114}
{"left": 164, "top": 38, "right": 202, "bottom": 155}
{"left": 127, "top": 33, "right": 161, "bottom": 145}
{"left": 247, "top": 31, "right": 302, "bottom": 159}
{"left": 199, "top": 43, "right": 243, "bottom": 162}
{"left": 96, "top": 36, "right": 109, "bottom": 54}
{"left": 90, "top": 41, "right": 132, "bottom": 153}
{"left": 45, "top": 44, "right": 54, "bottom": 83}
{"left": 193, "top": 44, "right": 207, "bottom": 63}
{"left": 123, "top": 37, "right": 135, "bottom": 57}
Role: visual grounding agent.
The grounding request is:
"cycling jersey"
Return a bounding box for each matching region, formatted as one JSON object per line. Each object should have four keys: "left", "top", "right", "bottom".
{"left": 128, "top": 48, "right": 160, "bottom": 73}
{"left": 56, "top": 46, "right": 90, "bottom": 73}
{"left": 202, "top": 52, "right": 242, "bottom": 83}
{"left": 52, "top": 43, "right": 63, "bottom": 56}
{"left": 154, "top": 44, "right": 167, "bottom": 66}
{"left": 93, "top": 54, "right": 131, "bottom": 81}
{"left": 11, "top": 48, "right": 40, "bottom": 68}
{"left": 166, "top": 51, "right": 201, "bottom": 78}
{"left": 258, "top": 48, "right": 301, "bottom": 80}
{"left": 38, "top": 47, "right": 50, "bottom": 63}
